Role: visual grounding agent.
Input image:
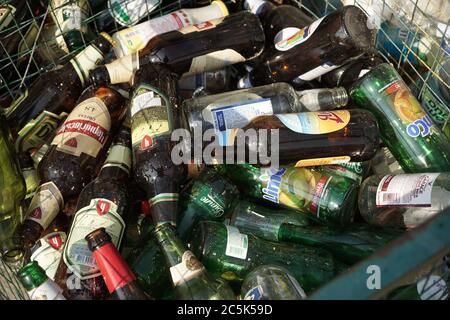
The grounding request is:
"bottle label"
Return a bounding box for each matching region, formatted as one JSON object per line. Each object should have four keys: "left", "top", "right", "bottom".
{"left": 0, "top": 5, "right": 16, "bottom": 31}
{"left": 27, "top": 279, "right": 65, "bottom": 300}
{"left": 244, "top": 285, "right": 264, "bottom": 300}
{"left": 183, "top": 49, "right": 246, "bottom": 78}
{"left": 51, "top": 97, "right": 111, "bottom": 158}
{"left": 15, "top": 110, "right": 68, "bottom": 154}
{"left": 26, "top": 182, "right": 64, "bottom": 229}
{"left": 102, "top": 144, "right": 132, "bottom": 175}
{"left": 421, "top": 84, "right": 449, "bottom": 125}
{"left": 295, "top": 156, "right": 351, "bottom": 167}
{"left": 379, "top": 79, "right": 436, "bottom": 138}
{"left": 114, "top": 10, "right": 191, "bottom": 55}
{"left": 417, "top": 275, "right": 448, "bottom": 300}
{"left": 64, "top": 198, "right": 125, "bottom": 280}
{"left": 106, "top": 53, "right": 140, "bottom": 85}
{"left": 30, "top": 232, "right": 66, "bottom": 281}
{"left": 275, "top": 17, "right": 324, "bottom": 51}
{"left": 276, "top": 110, "right": 350, "bottom": 134}
{"left": 169, "top": 250, "right": 206, "bottom": 287}
{"left": 69, "top": 45, "right": 106, "bottom": 87}
{"left": 190, "top": 184, "right": 226, "bottom": 218}
{"left": 225, "top": 225, "right": 248, "bottom": 260}
{"left": 296, "top": 62, "right": 340, "bottom": 82}
{"left": 108, "top": 0, "right": 160, "bottom": 27}
{"left": 179, "top": 19, "right": 222, "bottom": 34}
{"left": 207, "top": 96, "right": 273, "bottom": 146}
{"left": 259, "top": 167, "right": 331, "bottom": 217}
{"left": 51, "top": 0, "right": 89, "bottom": 30}
{"left": 130, "top": 85, "right": 171, "bottom": 151}
{"left": 375, "top": 173, "right": 440, "bottom": 207}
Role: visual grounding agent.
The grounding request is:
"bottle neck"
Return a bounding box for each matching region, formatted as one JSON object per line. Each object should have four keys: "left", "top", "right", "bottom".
{"left": 99, "top": 142, "right": 132, "bottom": 179}
{"left": 295, "top": 87, "right": 348, "bottom": 111}
{"left": 154, "top": 223, "right": 187, "bottom": 267}
{"left": 91, "top": 241, "right": 136, "bottom": 294}
{"left": 185, "top": 1, "right": 229, "bottom": 24}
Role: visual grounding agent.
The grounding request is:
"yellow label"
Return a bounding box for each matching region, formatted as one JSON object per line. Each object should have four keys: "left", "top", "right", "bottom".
{"left": 276, "top": 110, "right": 351, "bottom": 134}
{"left": 295, "top": 156, "right": 351, "bottom": 168}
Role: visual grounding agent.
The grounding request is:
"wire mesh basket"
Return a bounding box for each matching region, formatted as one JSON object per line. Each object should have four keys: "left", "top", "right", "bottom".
{"left": 0, "top": 0, "right": 449, "bottom": 300}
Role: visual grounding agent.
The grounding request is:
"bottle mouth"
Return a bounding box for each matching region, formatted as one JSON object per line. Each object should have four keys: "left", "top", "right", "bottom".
{"left": 333, "top": 87, "right": 349, "bottom": 107}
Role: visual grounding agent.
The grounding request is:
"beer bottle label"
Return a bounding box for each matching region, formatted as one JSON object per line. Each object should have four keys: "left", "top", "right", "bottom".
{"left": 225, "top": 225, "right": 248, "bottom": 260}
{"left": 27, "top": 279, "right": 65, "bottom": 300}
{"left": 102, "top": 144, "right": 132, "bottom": 175}
{"left": 206, "top": 94, "right": 273, "bottom": 146}
{"left": 375, "top": 173, "right": 440, "bottom": 207}
{"left": 51, "top": 97, "right": 111, "bottom": 158}
{"left": 169, "top": 250, "right": 205, "bottom": 287}
{"left": 259, "top": 167, "right": 332, "bottom": 218}
{"left": 64, "top": 198, "right": 125, "bottom": 280}
{"left": 275, "top": 17, "right": 324, "bottom": 51}
{"left": 106, "top": 53, "right": 140, "bottom": 85}
{"left": 15, "top": 110, "right": 68, "bottom": 154}
{"left": 27, "top": 182, "right": 64, "bottom": 230}
{"left": 108, "top": 0, "right": 160, "bottom": 27}
{"left": 183, "top": 49, "right": 246, "bottom": 78}
{"left": 380, "top": 79, "right": 436, "bottom": 138}
{"left": 69, "top": 44, "right": 106, "bottom": 86}
{"left": 30, "top": 232, "right": 66, "bottom": 281}
{"left": 189, "top": 183, "right": 226, "bottom": 218}
{"left": 130, "top": 85, "right": 172, "bottom": 151}
{"left": 244, "top": 285, "right": 264, "bottom": 300}
{"left": 0, "top": 5, "right": 16, "bottom": 31}
{"left": 296, "top": 62, "right": 340, "bottom": 82}
{"left": 276, "top": 110, "right": 350, "bottom": 134}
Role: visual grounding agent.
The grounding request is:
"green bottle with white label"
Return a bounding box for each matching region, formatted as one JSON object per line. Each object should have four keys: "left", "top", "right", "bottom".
{"left": 189, "top": 221, "right": 346, "bottom": 293}
{"left": 358, "top": 173, "right": 450, "bottom": 229}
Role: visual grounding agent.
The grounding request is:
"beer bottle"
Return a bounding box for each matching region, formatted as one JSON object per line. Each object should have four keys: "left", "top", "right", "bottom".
{"left": 320, "top": 52, "right": 385, "bottom": 91}
{"left": 17, "top": 261, "right": 66, "bottom": 300}
{"left": 358, "top": 173, "right": 450, "bottom": 229}
{"left": 62, "top": 126, "right": 131, "bottom": 281}
{"left": 85, "top": 228, "right": 151, "bottom": 300}
{"left": 189, "top": 221, "right": 346, "bottom": 293}
{"left": 243, "top": 5, "right": 374, "bottom": 87}
{"left": 244, "top": 0, "right": 313, "bottom": 46}
{"left": 131, "top": 63, "right": 185, "bottom": 226}
{"left": 350, "top": 63, "right": 450, "bottom": 172}
{"left": 0, "top": 112, "right": 26, "bottom": 261}
{"left": 315, "top": 161, "right": 371, "bottom": 184}
{"left": 221, "top": 109, "right": 379, "bottom": 166}
{"left": 182, "top": 83, "right": 349, "bottom": 137}
{"left": 241, "top": 265, "right": 307, "bottom": 300}
{"left": 89, "top": 12, "right": 265, "bottom": 86}
{"left": 154, "top": 222, "right": 236, "bottom": 299}
{"left": 229, "top": 200, "right": 402, "bottom": 264}
{"left": 21, "top": 86, "right": 126, "bottom": 250}
{"left": 111, "top": 1, "right": 229, "bottom": 57}
{"left": 216, "top": 164, "right": 358, "bottom": 225}
{"left": 5, "top": 32, "right": 114, "bottom": 154}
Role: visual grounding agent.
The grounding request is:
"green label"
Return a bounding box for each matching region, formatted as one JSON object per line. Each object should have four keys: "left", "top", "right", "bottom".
{"left": 421, "top": 86, "right": 449, "bottom": 124}
{"left": 189, "top": 184, "right": 226, "bottom": 218}
{"left": 15, "top": 110, "right": 68, "bottom": 153}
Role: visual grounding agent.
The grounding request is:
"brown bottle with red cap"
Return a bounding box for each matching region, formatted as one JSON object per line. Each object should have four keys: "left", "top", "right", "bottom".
{"left": 86, "top": 228, "right": 151, "bottom": 300}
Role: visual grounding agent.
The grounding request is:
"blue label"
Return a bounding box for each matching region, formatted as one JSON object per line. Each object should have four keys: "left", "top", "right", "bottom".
{"left": 244, "top": 285, "right": 263, "bottom": 300}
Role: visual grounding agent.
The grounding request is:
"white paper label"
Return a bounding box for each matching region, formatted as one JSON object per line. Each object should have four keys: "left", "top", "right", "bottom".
{"left": 296, "top": 62, "right": 340, "bottom": 81}
{"left": 184, "top": 49, "right": 245, "bottom": 77}
{"left": 70, "top": 45, "right": 106, "bottom": 86}
{"left": 26, "top": 182, "right": 64, "bottom": 229}
{"left": 169, "top": 251, "right": 205, "bottom": 287}
{"left": 130, "top": 90, "right": 162, "bottom": 117}
{"left": 106, "top": 53, "right": 139, "bottom": 85}
{"left": 64, "top": 198, "right": 125, "bottom": 280}
{"left": 275, "top": 17, "right": 324, "bottom": 51}
{"left": 28, "top": 279, "right": 66, "bottom": 300}
{"left": 376, "top": 173, "right": 440, "bottom": 207}
{"left": 225, "top": 225, "right": 248, "bottom": 260}
{"left": 102, "top": 144, "right": 132, "bottom": 174}
{"left": 30, "top": 232, "right": 66, "bottom": 281}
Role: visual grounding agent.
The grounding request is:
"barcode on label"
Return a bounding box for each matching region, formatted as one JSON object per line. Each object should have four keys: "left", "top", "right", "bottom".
{"left": 382, "top": 193, "right": 399, "bottom": 204}
{"left": 73, "top": 254, "right": 97, "bottom": 268}
{"left": 225, "top": 225, "right": 248, "bottom": 260}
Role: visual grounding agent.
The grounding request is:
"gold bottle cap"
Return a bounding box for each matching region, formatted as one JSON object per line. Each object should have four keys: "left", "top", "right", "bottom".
{"left": 99, "top": 32, "right": 116, "bottom": 46}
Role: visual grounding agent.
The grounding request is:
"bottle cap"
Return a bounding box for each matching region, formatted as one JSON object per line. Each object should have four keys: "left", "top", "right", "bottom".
{"left": 99, "top": 32, "right": 116, "bottom": 46}
{"left": 85, "top": 228, "right": 112, "bottom": 252}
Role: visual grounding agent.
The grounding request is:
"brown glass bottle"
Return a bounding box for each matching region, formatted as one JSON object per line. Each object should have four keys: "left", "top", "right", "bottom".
{"left": 225, "top": 109, "right": 379, "bottom": 167}
{"left": 20, "top": 86, "right": 126, "bottom": 252}
{"left": 246, "top": 5, "right": 374, "bottom": 87}
{"left": 86, "top": 228, "right": 151, "bottom": 300}
{"left": 89, "top": 12, "right": 265, "bottom": 86}
{"left": 5, "top": 33, "right": 114, "bottom": 154}
{"left": 131, "top": 63, "right": 185, "bottom": 226}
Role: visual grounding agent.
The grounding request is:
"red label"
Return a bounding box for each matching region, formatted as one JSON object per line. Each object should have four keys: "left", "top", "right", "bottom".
{"left": 29, "top": 207, "right": 42, "bottom": 220}
{"left": 194, "top": 21, "right": 214, "bottom": 30}
{"left": 317, "top": 111, "right": 344, "bottom": 123}
{"left": 55, "top": 119, "right": 108, "bottom": 145}
{"left": 171, "top": 12, "right": 184, "bottom": 28}
{"left": 381, "top": 175, "right": 394, "bottom": 192}
{"left": 48, "top": 234, "right": 63, "bottom": 250}
{"left": 309, "top": 176, "right": 329, "bottom": 215}
{"left": 93, "top": 243, "right": 136, "bottom": 293}
{"left": 384, "top": 81, "right": 401, "bottom": 95}
{"left": 64, "top": 138, "right": 78, "bottom": 148}
{"left": 140, "top": 135, "right": 153, "bottom": 150}
{"left": 141, "top": 201, "right": 151, "bottom": 216}
{"left": 96, "top": 200, "right": 110, "bottom": 216}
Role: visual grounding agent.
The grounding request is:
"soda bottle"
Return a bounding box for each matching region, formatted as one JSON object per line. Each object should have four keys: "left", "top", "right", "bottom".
{"left": 350, "top": 63, "right": 450, "bottom": 172}
{"left": 358, "top": 173, "right": 450, "bottom": 228}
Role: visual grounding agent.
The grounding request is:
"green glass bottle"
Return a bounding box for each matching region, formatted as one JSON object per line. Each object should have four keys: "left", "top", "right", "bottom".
{"left": 315, "top": 161, "right": 371, "bottom": 184}
{"left": 189, "top": 221, "right": 346, "bottom": 293}
{"left": 350, "top": 63, "right": 450, "bottom": 173}
{"left": 177, "top": 168, "right": 240, "bottom": 242}
{"left": 17, "top": 261, "right": 66, "bottom": 300}
{"left": 215, "top": 164, "right": 358, "bottom": 225}
{"left": 229, "top": 200, "right": 402, "bottom": 264}
{"left": 0, "top": 112, "right": 26, "bottom": 261}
